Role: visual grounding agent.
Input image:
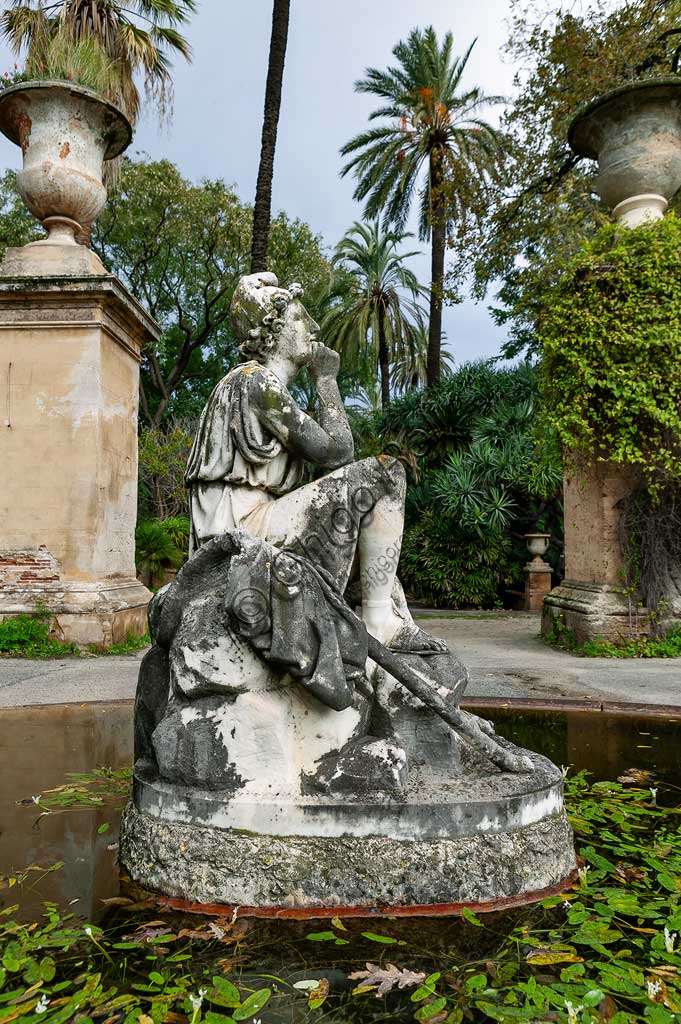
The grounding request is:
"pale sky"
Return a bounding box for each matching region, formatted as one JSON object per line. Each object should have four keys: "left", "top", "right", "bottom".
{"left": 0, "top": 0, "right": 518, "bottom": 364}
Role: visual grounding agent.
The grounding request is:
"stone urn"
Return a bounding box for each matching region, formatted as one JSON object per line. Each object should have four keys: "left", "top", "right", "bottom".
{"left": 0, "top": 80, "right": 131, "bottom": 247}
{"left": 525, "top": 533, "right": 551, "bottom": 564}
{"left": 568, "top": 77, "right": 681, "bottom": 227}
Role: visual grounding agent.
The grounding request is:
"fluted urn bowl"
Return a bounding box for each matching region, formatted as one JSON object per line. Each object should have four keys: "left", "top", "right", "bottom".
{"left": 0, "top": 80, "right": 131, "bottom": 244}
{"left": 525, "top": 533, "right": 550, "bottom": 561}
{"left": 568, "top": 77, "right": 681, "bottom": 225}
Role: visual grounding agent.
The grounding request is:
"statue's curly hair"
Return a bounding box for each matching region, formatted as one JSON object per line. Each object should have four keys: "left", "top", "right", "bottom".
{"left": 237, "top": 282, "right": 305, "bottom": 362}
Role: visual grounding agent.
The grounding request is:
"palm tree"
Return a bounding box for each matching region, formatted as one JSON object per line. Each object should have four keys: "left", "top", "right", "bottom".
{"left": 322, "top": 220, "right": 425, "bottom": 409}
{"left": 341, "top": 28, "right": 503, "bottom": 387}
{"left": 391, "top": 322, "right": 454, "bottom": 394}
{"left": 1, "top": 0, "right": 196, "bottom": 124}
{"left": 250, "top": 0, "right": 291, "bottom": 273}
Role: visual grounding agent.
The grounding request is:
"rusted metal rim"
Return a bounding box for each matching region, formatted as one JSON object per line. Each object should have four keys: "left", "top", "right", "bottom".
{"left": 568, "top": 75, "right": 681, "bottom": 159}
{"left": 461, "top": 697, "right": 681, "bottom": 719}
{"left": 0, "top": 79, "right": 132, "bottom": 159}
{"left": 154, "top": 870, "right": 578, "bottom": 921}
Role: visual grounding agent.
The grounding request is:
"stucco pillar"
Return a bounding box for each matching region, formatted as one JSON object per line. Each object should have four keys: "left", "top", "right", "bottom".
{"left": 542, "top": 458, "right": 645, "bottom": 643}
{"left": 0, "top": 267, "right": 159, "bottom": 647}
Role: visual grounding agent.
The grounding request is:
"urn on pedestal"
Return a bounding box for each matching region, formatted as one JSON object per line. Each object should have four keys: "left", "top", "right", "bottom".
{"left": 0, "top": 79, "right": 158, "bottom": 647}
{"left": 543, "top": 79, "right": 681, "bottom": 643}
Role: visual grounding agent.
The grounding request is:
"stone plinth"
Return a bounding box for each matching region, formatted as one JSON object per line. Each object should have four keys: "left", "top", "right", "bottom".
{"left": 542, "top": 458, "right": 648, "bottom": 644}
{"left": 525, "top": 560, "right": 552, "bottom": 612}
{"left": 0, "top": 271, "right": 159, "bottom": 646}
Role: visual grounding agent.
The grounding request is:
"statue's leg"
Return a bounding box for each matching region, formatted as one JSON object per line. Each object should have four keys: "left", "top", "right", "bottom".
{"left": 261, "top": 456, "right": 403, "bottom": 589}
{"left": 260, "top": 456, "right": 444, "bottom": 650}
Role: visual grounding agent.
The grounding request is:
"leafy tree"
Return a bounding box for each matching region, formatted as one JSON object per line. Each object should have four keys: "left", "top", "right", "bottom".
{"left": 1, "top": 0, "right": 196, "bottom": 122}
{"left": 341, "top": 27, "right": 503, "bottom": 386}
{"left": 251, "top": 0, "right": 291, "bottom": 273}
{"left": 90, "top": 158, "right": 335, "bottom": 425}
{"left": 91, "top": 158, "right": 252, "bottom": 426}
{"left": 322, "top": 220, "right": 425, "bottom": 408}
{"left": 0, "top": 170, "right": 41, "bottom": 251}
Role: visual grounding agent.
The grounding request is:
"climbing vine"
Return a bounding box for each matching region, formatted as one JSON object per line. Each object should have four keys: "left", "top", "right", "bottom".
{"left": 539, "top": 215, "right": 681, "bottom": 482}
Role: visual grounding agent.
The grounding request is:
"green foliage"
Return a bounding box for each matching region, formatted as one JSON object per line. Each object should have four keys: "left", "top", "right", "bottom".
{"left": 355, "top": 361, "right": 563, "bottom": 607}
{"left": 472, "top": 0, "right": 681, "bottom": 359}
{"left": 1, "top": 0, "right": 196, "bottom": 122}
{"left": 0, "top": 611, "right": 78, "bottom": 658}
{"left": 582, "top": 630, "right": 681, "bottom": 658}
{"left": 545, "top": 615, "right": 681, "bottom": 657}
{"left": 91, "top": 157, "right": 334, "bottom": 426}
{"left": 138, "top": 423, "right": 193, "bottom": 519}
{"left": 539, "top": 215, "right": 681, "bottom": 481}
{"left": 135, "top": 520, "right": 184, "bottom": 585}
{"left": 158, "top": 516, "right": 190, "bottom": 557}
{"left": 340, "top": 27, "right": 503, "bottom": 242}
{"left": 400, "top": 508, "right": 518, "bottom": 607}
{"left": 3, "top": 773, "right": 680, "bottom": 1023}
{"left": 322, "top": 220, "right": 426, "bottom": 406}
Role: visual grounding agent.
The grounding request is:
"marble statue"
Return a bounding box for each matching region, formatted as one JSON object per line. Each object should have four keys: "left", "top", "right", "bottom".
{"left": 120, "top": 273, "right": 576, "bottom": 911}
{"left": 185, "top": 272, "right": 445, "bottom": 656}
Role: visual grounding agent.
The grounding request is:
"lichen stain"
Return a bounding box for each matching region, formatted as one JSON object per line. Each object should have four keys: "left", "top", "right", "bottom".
{"left": 59, "top": 141, "right": 70, "bottom": 159}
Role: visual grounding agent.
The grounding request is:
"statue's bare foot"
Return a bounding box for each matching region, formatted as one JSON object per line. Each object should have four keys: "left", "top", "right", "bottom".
{"left": 364, "top": 602, "right": 448, "bottom": 651}
{"left": 388, "top": 621, "right": 448, "bottom": 655}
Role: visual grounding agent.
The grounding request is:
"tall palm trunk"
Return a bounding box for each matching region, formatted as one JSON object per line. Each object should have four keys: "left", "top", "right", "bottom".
{"left": 250, "top": 0, "right": 290, "bottom": 273}
{"left": 378, "top": 301, "right": 390, "bottom": 408}
{"left": 427, "top": 150, "right": 445, "bottom": 388}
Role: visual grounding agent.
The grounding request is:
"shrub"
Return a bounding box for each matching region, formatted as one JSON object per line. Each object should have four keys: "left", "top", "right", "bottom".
{"left": 138, "top": 423, "right": 194, "bottom": 520}
{"left": 135, "top": 520, "right": 184, "bottom": 588}
{"left": 0, "top": 611, "right": 78, "bottom": 657}
{"left": 399, "top": 509, "right": 521, "bottom": 608}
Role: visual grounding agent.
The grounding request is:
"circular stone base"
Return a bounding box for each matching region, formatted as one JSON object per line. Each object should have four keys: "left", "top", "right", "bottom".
{"left": 120, "top": 801, "right": 576, "bottom": 910}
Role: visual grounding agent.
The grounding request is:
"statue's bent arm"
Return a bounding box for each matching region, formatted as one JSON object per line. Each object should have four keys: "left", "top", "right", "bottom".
{"left": 253, "top": 375, "right": 355, "bottom": 470}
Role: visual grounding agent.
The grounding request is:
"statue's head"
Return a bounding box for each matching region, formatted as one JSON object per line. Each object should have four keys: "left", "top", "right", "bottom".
{"left": 231, "top": 272, "right": 319, "bottom": 366}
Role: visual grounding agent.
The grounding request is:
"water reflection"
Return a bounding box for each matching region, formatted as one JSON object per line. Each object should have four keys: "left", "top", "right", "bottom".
{"left": 1, "top": 699, "right": 679, "bottom": 917}
{"left": 0, "top": 702, "right": 133, "bottom": 919}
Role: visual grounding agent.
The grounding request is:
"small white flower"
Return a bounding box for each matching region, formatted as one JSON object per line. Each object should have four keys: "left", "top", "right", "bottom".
{"left": 577, "top": 864, "right": 590, "bottom": 887}
{"left": 563, "top": 899, "right": 572, "bottom": 910}
{"left": 35, "top": 996, "right": 50, "bottom": 1014}
{"left": 189, "top": 990, "right": 207, "bottom": 1012}
{"left": 31, "top": 795, "right": 42, "bottom": 805}
{"left": 84, "top": 926, "right": 93, "bottom": 938}
{"left": 565, "top": 999, "right": 583, "bottom": 1024}
{"left": 561, "top": 765, "right": 570, "bottom": 778}
{"left": 665, "top": 927, "right": 677, "bottom": 953}
{"left": 230, "top": 906, "right": 239, "bottom": 923}
{"left": 650, "top": 787, "right": 658, "bottom": 806}
{"left": 647, "top": 978, "right": 663, "bottom": 1000}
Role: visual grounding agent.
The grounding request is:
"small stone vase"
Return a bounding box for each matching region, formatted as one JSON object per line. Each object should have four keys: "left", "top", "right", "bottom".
{"left": 525, "top": 533, "right": 551, "bottom": 564}
{"left": 568, "top": 77, "right": 681, "bottom": 227}
{"left": 0, "top": 80, "right": 131, "bottom": 245}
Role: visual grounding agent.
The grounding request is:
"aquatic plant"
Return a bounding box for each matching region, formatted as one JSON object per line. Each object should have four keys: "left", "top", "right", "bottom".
{"left": 1, "top": 771, "right": 680, "bottom": 1022}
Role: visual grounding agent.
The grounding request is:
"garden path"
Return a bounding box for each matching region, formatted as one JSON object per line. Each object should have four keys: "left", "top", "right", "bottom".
{"left": 0, "top": 611, "right": 678, "bottom": 708}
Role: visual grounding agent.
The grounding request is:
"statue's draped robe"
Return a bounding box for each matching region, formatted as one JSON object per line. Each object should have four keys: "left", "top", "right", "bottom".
{"left": 224, "top": 532, "right": 368, "bottom": 710}
{"left": 185, "top": 362, "right": 365, "bottom": 706}
{"left": 185, "top": 362, "right": 306, "bottom": 550}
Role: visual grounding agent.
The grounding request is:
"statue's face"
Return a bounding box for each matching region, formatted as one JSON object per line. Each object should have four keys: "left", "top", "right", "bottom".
{"left": 277, "top": 299, "right": 320, "bottom": 367}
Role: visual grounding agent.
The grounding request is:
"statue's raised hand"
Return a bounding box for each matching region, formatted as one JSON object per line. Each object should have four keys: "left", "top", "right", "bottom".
{"left": 310, "top": 342, "right": 340, "bottom": 381}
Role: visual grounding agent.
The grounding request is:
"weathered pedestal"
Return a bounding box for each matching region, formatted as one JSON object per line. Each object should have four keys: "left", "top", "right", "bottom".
{"left": 542, "top": 459, "right": 645, "bottom": 644}
{"left": 119, "top": 534, "right": 576, "bottom": 914}
{"left": 525, "top": 560, "right": 552, "bottom": 612}
{"left": 0, "top": 262, "right": 159, "bottom": 646}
